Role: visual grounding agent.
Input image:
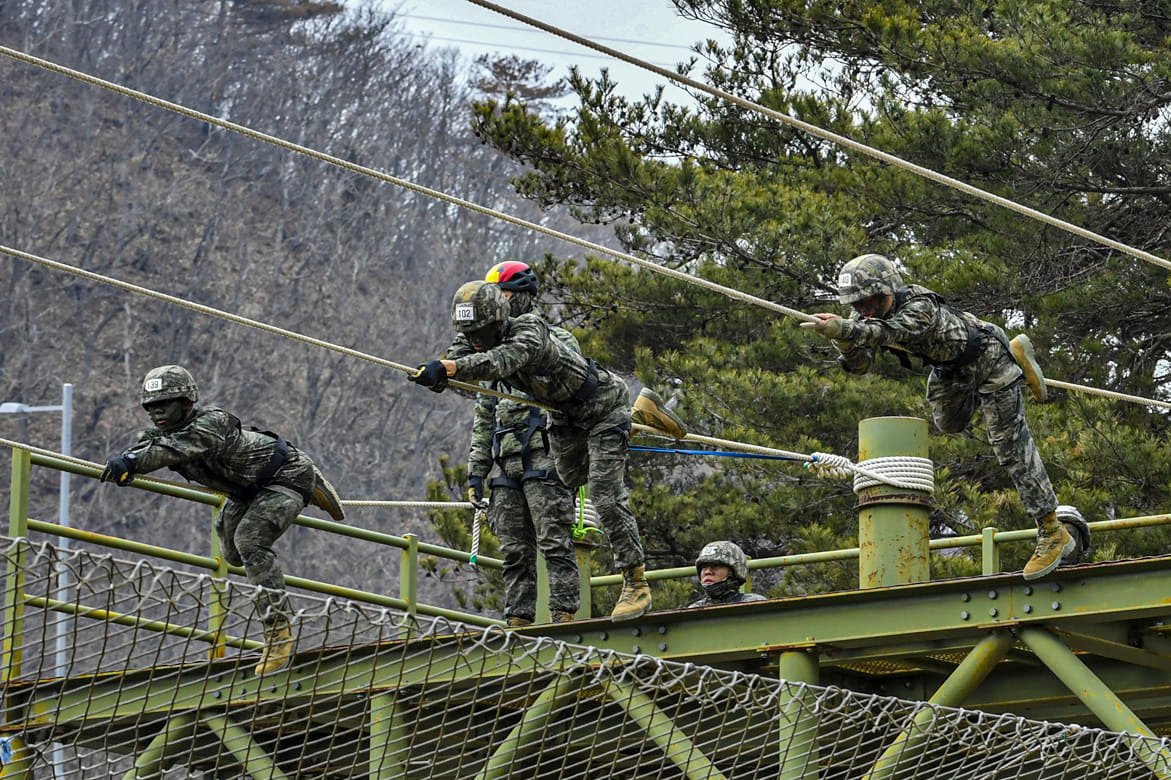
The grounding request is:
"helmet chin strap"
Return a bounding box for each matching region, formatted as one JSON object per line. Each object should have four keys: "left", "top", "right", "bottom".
{"left": 701, "top": 578, "right": 743, "bottom": 600}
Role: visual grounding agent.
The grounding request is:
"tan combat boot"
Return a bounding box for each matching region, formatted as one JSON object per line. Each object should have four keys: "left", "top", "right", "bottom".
{"left": 506, "top": 616, "right": 533, "bottom": 628}
{"left": 254, "top": 619, "right": 295, "bottom": 676}
{"left": 611, "top": 565, "right": 652, "bottom": 622}
{"left": 549, "top": 610, "right": 574, "bottom": 624}
{"left": 1010, "top": 335, "right": 1049, "bottom": 403}
{"left": 631, "top": 388, "right": 688, "bottom": 439}
{"left": 1023, "top": 512, "right": 1075, "bottom": 581}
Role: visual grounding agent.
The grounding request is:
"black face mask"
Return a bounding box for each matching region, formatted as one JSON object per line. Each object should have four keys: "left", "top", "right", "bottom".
{"left": 465, "top": 322, "right": 505, "bottom": 351}
{"left": 508, "top": 290, "right": 534, "bottom": 317}
{"left": 701, "top": 578, "right": 742, "bottom": 601}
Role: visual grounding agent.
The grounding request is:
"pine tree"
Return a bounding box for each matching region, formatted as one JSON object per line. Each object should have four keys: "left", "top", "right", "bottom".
{"left": 468, "top": 0, "right": 1171, "bottom": 596}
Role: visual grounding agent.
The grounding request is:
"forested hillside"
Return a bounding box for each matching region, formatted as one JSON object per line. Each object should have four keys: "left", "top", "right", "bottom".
{"left": 0, "top": 0, "right": 611, "bottom": 605}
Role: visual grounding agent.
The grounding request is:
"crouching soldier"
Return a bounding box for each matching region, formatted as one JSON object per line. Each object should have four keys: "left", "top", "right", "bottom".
{"left": 100, "top": 365, "right": 344, "bottom": 675}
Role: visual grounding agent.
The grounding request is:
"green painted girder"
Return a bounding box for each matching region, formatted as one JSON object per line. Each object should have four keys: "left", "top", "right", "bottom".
{"left": 10, "top": 554, "right": 1171, "bottom": 752}
{"left": 541, "top": 556, "right": 1171, "bottom": 663}
{"left": 6, "top": 634, "right": 574, "bottom": 732}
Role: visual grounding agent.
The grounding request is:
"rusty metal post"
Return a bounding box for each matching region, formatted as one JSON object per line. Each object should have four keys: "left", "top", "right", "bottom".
{"left": 857, "top": 417, "right": 931, "bottom": 588}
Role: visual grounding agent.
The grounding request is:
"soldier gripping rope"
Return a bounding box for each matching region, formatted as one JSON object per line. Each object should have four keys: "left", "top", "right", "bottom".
{"left": 686, "top": 541, "right": 767, "bottom": 608}
{"left": 409, "top": 280, "right": 652, "bottom": 621}
{"left": 802, "top": 254, "right": 1087, "bottom": 581}
{"left": 471, "top": 261, "right": 581, "bottom": 627}
{"left": 100, "top": 365, "right": 344, "bottom": 675}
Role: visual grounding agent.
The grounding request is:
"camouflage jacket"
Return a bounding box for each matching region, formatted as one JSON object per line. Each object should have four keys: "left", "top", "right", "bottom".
{"left": 467, "top": 325, "right": 581, "bottom": 479}
{"left": 123, "top": 407, "right": 314, "bottom": 500}
{"left": 686, "top": 591, "right": 766, "bottom": 609}
{"left": 836, "top": 284, "right": 1021, "bottom": 391}
{"left": 446, "top": 313, "right": 628, "bottom": 428}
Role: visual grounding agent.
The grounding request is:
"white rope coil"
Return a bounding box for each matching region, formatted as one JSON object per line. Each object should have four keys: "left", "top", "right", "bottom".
{"left": 853, "top": 456, "right": 935, "bottom": 494}
{"left": 809, "top": 453, "right": 935, "bottom": 493}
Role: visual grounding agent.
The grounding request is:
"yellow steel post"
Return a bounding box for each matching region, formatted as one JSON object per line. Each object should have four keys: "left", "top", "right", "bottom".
{"left": 2, "top": 448, "right": 30, "bottom": 686}
{"left": 208, "top": 500, "right": 228, "bottom": 659}
{"left": 535, "top": 553, "right": 550, "bottom": 624}
{"left": 981, "top": 526, "right": 1000, "bottom": 575}
{"left": 778, "top": 650, "right": 820, "bottom": 780}
{"left": 856, "top": 417, "right": 931, "bottom": 588}
{"left": 401, "top": 533, "right": 419, "bottom": 632}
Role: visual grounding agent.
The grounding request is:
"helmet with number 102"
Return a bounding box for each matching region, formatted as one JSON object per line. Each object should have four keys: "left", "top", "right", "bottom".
{"left": 451, "top": 281, "right": 511, "bottom": 349}
{"left": 836, "top": 253, "right": 903, "bottom": 304}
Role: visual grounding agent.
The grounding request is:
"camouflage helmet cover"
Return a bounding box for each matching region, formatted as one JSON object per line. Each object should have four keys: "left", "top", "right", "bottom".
{"left": 695, "top": 541, "right": 749, "bottom": 582}
{"left": 140, "top": 365, "right": 198, "bottom": 407}
{"left": 836, "top": 253, "right": 903, "bottom": 304}
{"left": 451, "top": 281, "right": 511, "bottom": 334}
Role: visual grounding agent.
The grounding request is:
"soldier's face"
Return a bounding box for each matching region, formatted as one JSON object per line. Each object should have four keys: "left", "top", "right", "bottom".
{"left": 466, "top": 324, "right": 502, "bottom": 351}
{"left": 143, "top": 399, "right": 191, "bottom": 432}
{"left": 699, "top": 564, "right": 731, "bottom": 586}
{"left": 852, "top": 293, "right": 893, "bottom": 319}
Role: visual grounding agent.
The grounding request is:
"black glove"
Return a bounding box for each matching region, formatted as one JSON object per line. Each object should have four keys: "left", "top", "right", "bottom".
{"left": 100, "top": 453, "right": 137, "bottom": 485}
{"left": 409, "top": 360, "right": 448, "bottom": 392}
{"left": 467, "top": 475, "right": 487, "bottom": 509}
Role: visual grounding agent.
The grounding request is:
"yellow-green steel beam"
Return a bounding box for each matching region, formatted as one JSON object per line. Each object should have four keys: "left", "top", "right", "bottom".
{"left": 864, "top": 630, "right": 1014, "bottom": 780}
{"left": 1020, "top": 627, "right": 1171, "bottom": 779}
{"left": 2, "top": 449, "right": 30, "bottom": 686}
{"left": 121, "top": 712, "right": 199, "bottom": 780}
{"left": 200, "top": 713, "right": 289, "bottom": 780}
{"left": 603, "top": 676, "right": 727, "bottom": 780}
{"left": 778, "top": 650, "right": 820, "bottom": 780}
{"left": 478, "top": 674, "right": 580, "bottom": 779}
{"left": 367, "top": 691, "right": 410, "bottom": 779}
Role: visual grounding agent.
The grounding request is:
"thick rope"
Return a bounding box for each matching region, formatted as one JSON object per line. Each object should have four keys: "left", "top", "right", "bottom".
{"left": 0, "top": 242, "right": 549, "bottom": 409}
{"left": 807, "top": 453, "right": 935, "bottom": 492}
{"left": 464, "top": 0, "right": 1171, "bottom": 274}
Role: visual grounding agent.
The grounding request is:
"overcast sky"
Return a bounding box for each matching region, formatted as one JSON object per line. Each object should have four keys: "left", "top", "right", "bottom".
{"left": 385, "top": 0, "right": 727, "bottom": 101}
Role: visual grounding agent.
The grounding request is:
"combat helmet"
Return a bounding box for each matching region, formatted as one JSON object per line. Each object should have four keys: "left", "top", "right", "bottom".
{"left": 451, "top": 281, "right": 511, "bottom": 347}
{"left": 836, "top": 253, "right": 904, "bottom": 304}
{"left": 695, "top": 541, "right": 749, "bottom": 584}
{"left": 140, "top": 365, "right": 198, "bottom": 407}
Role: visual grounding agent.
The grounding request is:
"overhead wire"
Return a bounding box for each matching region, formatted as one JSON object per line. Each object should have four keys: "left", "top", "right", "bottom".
{"left": 0, "top": 44, "right": 805, "bottom": 324}
{"left": 462, "top": 0, "right": 1171, "bottom": 274}
{"left": 0, "top": 243, "right": 544, "bottom": 408}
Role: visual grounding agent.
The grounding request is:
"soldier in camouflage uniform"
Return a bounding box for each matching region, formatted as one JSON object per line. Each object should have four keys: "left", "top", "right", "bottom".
{"left": 802, "top": 254, "right": 1082, "bottom": 581}
{"left": 686, "top": 541, "right": 766, "bottom": 608}
{"left": 100, "top": 365, "right": 344, "bottom": 675}
{"left": 469, "top": 261, "right": 580, "bottom": 627}
{"left": 409, "top": 280, "right": 651, "bottom": 622}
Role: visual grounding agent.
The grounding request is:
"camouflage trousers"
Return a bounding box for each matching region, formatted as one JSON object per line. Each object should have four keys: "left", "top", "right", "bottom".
{"left": 928, "top": 373, "right": 1058, "bottom": 522}
{"left": 550, "top": 409, "right": 645, "bottom": 570}
{"left": 489, "top": 456, "right": 580, "bottom": 621}
{"left": 214, "top": 486, "right": 304, "bottom": 625}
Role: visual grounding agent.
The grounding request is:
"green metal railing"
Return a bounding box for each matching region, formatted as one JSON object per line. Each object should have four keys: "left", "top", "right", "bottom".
{"left": 7, "top": 443, "right": 1171, "bottom": 657}
{"left": 4, "top": 445, "right": 508, "bottom": 676}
